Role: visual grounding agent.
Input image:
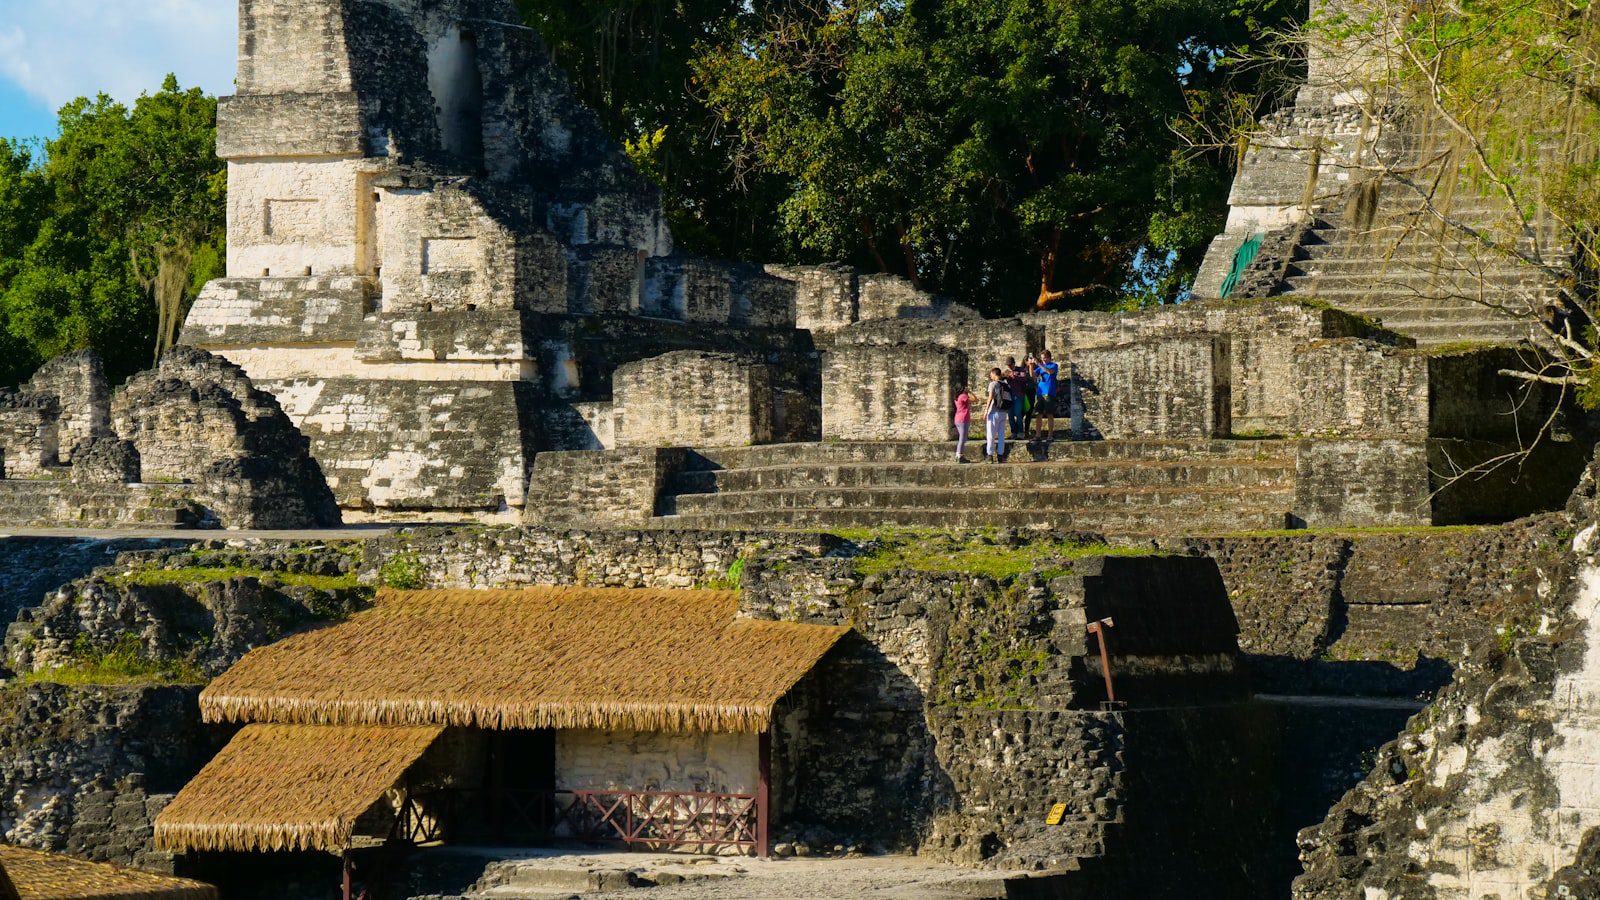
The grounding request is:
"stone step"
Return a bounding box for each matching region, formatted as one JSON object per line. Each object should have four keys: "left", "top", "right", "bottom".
{"left": 666, "top": 483, "right": 1293, "bottom": 516}
{"left": 671, "top": 459, "right": 1293, "bottom": 495}
{"left": 1386, "top": 321, "right": 1544, "bottom": 345}
{"left": 686, "top": 439, "right": 1292, "bottom": 471}
{"left": 652, "top": 503, "right": 1291, "bottom": 533}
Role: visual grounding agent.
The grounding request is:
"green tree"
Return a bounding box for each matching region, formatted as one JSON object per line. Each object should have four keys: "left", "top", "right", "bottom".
{"left": 525, "top": 0, "right": 1296, "bottom": 314}
{"left": 0, "top": 76, "right": 223, "bottom": 385}
{"left": 517, "top": 0, "right": 793, "bottom": 259}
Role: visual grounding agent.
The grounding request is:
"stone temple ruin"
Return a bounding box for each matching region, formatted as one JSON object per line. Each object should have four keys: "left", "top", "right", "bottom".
{"left": 3, "top": 0, "right": 1600, "bottom": 898}
{"left": 0, "top": 0, "right": 1584, "bottom": 534}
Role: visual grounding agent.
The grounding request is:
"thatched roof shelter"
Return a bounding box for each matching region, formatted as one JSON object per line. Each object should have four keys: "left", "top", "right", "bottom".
{"left": 153, "top": 723, "right": 442, "bottom": 855}
{"left": 200, "top": 587, "right": 850, "bottom": 733}
{"left": 154, "top": 723, "right": 441, "bottom": 855}
{"left": 0, "top": 845, "right": 215, "bottom": 900}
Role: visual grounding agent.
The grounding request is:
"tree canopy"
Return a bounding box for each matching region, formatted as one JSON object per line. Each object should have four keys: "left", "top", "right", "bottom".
{"left": 0, "top": 76, "right": 224, "bottom": 386}
{"left": 523, "top": 0, "right": 1298, "bottom": 314}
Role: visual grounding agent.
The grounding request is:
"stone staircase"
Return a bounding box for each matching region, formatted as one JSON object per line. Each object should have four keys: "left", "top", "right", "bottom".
{"left": 652, "top": 440, "right": 1297, "bottom": 534}
{"left": 1275, "top": 180, "right": 1568, "bottom": 349}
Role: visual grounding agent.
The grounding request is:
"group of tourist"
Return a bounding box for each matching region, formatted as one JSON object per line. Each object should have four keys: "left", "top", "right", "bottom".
{"left": 952, "top": 350, "right": 1062, "bottom": 463}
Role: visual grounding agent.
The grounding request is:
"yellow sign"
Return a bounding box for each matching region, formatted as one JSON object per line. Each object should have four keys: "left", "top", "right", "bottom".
{"left": 1045, "top": 803, "right": 1068, "bottom": 826}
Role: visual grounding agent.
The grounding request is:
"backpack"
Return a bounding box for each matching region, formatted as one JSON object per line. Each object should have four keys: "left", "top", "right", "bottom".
{"left": 996, "top": 380, "right": 1013, "bottom": 406}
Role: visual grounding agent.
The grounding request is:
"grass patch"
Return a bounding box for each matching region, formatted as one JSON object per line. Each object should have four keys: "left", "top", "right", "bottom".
{"left": 1213, "top": 524, "right": 1490, "bottom": 539}
{"left": 851, "top": 534, "right": 1151, "bottom": 579}
{"left": 114, "top": 566, "right": 359, "bottom": 591}
{"left": 19, "top": 635, "right": 206, "bottom": 687}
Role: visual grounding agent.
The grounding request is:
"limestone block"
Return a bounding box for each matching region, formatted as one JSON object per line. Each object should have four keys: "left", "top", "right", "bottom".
{"left": 614, "top": 351, "right": 773, "bottom": 449}
{"left": 821, "top": 344, "right": 961, "bottom": 442}
{"left": 523, "top": 448, "right": 686, "bottom": 528}
{"left": 567, "top": 245, "right": 643, "bottom": 315}
{"left": 857, "top": 274, "right": 940, "bottom": 322}
{"left": 733, "top": 269, "right": 798, "bottom": 329}
{"left": 71, "top": 438, "right": 140, "bottom": 485}
{"left": 181, "top": 276, "right": 372, "bottom": 348}
{"left": 25, "top": 350, "right": 110, "bottom": 463}
{"left": 1071, "top": 334, "right": 1232, "bottom": 439}
{"left": 544, "top": 401, "right": 616, "bottom": 451}
{"left": 262, "top": 376, "right": 534, "bottom": 517}
{"left": 826, "top": 317, "right": 1039, "bottom": 390}
{"left": 1294, "top": 339, "right": 1429, "bottom": 439}
{"left": 0, "top": 392, "right": 60, "bottom": 478}
{"left": 1292, "top": 439, "right": 1431, "bottom": 528}
{"left": 111, "top": 347, "right": 339, "bottom": 527}
{"left": 765, "top": 264, "right": 859, "bottom": 331}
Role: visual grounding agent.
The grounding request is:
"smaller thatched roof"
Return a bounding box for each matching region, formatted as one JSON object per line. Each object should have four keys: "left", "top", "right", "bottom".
{"left": 0, "top": 845, "right": 215, "bottom": 900}
{"left": 153, "top": 723, "right": 442, "bottom": 855}
{"left": 0, "top": 854, "right": 17, "bottom": 900}
{"left": 200, "top": 587, "right": 850, "bottom": 733}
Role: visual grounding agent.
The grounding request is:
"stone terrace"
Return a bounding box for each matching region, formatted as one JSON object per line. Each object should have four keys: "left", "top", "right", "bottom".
{"left": 654, "top": 440, "right": 1297, "bottom": 533}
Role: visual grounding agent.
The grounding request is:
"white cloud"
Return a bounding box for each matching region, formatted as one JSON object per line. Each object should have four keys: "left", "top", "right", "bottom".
{"left": 0, "top": 0, "right": 235, "bottom": 110}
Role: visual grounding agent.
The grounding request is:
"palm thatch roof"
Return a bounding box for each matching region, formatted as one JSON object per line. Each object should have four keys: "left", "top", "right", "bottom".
{"left": 153, "top": 724, "right": 442, "bottom": 855}
{"left": 0, "top": 845, "right": 215, "bottom": 900}
{"left": 0, "top": 854, "right": 17, "bottom": 900}
{"left": 200, "top": 587, "right": 849, "bottom": 734}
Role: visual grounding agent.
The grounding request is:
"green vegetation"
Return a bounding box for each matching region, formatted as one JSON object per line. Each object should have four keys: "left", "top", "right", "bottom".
{"left": 523, "top": 0, "right": 1299, "bottom": 313}
{"left": 0, "top": 76, "right": 224, "bottom": 385}
{"left": 700, "top": 557, "right": 747, "bottom": 591}
{"left": 378, "top": 552, "right": 428, "bottom": 590}
{"left": 20, "top": 634, "right": 205, "bottom": 687}
{"left": 113, "top": 565, "right": 359, "bottom": 592}
{"left": 850, "top": 533, "right": 1151, "bottom": 579}
{"left": 1216, "top": 524, "right": 1490, "bottom": 539}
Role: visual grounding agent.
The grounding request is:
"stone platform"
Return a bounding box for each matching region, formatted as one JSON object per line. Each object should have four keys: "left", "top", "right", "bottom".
{"left": 653, "top": 439, "right": 1297, "bottom": 533}
{"left": 403, "top": 846, "right": 1047, "bottom": 900}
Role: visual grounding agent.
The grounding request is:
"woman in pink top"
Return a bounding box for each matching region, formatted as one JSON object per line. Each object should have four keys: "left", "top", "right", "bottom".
{"left": 953, "top": 384, "right": 973, "bottom": 463}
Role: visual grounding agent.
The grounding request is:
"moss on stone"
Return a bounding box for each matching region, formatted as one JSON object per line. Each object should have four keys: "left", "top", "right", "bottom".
{"left": 112, "top": 566, "right": 360, "bottom": 592}
{"left": 850, "top": 533, "right": 1150, "bottom": 579}
{"left": 19, "top": 634, "right": 207, "bottom": 687}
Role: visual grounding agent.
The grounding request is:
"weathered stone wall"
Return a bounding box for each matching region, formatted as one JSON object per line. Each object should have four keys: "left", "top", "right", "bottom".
{"left": 0, "top": 482, "right": 205, "bottom": 530}
{"left": 361, "top": 526, "right": 822, "bottom": 591}
{"left": 523, "top": 448, "right": 686, "bottom": 528}
{"left": 821, "top": 316, "right": 1040, "bottom": 388}
{"left": 821, "top": 344, "right": 961, "bottom": 441}
{"left": 263, "top": 377, "right": 532, "bottom": 519}
{"left": 0, "top": 684, "right": 228, "bottom": 871}
{"left": 1030, "top": 300, "right": 1397, "bottom": 435}
{"left": 1163, "top": 515, "right": 1574, "bottom": 694}
{"left": 764, "top": 264, "right": 857, "bottom": 331}
{"left": 1070, "top": 334, "right": 1232, "bottom": 439}
{"left": 554, "top": 730, "right": 757, "bottom": 794}
{"left": 108, "top": 348, "right": 340, "bottom": 529}
{"left": 25, "top": 351, "right": 110, "bottom": 463}
{"left": 614, "top": 352, "right": 773, "bottom": 448}
{"left": 1294, "top": 339, "right": 1429, "bottom": 438}
{"left": 1292, "top": 439, "right": 1431, "bottom": 528}
{"left": 0, "top": 392, "right": 58, "bottom": 478}
{"left": 1291, "top": 513, "right": 1600, "bottom": 899}
{"left": 742, "top": 550, "right": 1246, "bottom": 869}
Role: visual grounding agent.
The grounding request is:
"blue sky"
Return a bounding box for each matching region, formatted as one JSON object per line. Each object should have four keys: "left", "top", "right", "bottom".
{"left": 0, "top": 0, "right": 237, "bottom": 142}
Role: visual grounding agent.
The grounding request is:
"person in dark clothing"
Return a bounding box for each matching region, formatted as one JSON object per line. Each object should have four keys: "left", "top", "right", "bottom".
{"left": 1004, "top": 357, "right": 1031, "bottom": 440}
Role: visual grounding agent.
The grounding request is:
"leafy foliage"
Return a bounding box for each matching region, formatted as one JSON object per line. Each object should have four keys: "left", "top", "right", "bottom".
{"left": 524, "top": 0, "right": 1298, "bottom": 314}
{"left": 0, "top": 76, "right": 223, "bottom": 386}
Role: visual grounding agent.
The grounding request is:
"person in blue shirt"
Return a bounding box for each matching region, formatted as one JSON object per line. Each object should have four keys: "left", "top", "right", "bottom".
{"left": 1031, "top": 350, "right": 1061, "bottom": 443}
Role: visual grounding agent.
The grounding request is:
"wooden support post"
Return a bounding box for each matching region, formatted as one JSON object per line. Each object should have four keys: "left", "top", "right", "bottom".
{"left": 342, "top": 851, "right": 353, "bottom": 900}
{"left": 757, "top": 729, "right": 772, "bottom": 859}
